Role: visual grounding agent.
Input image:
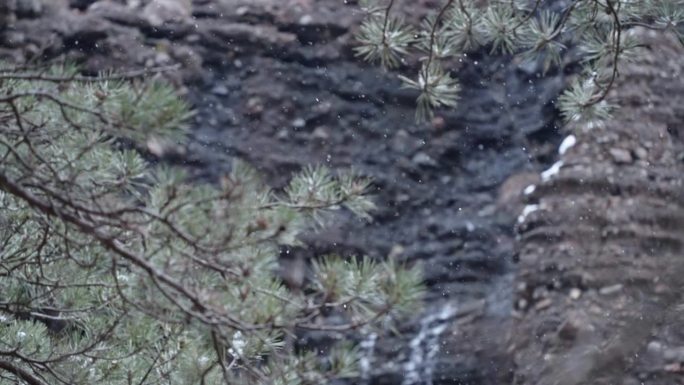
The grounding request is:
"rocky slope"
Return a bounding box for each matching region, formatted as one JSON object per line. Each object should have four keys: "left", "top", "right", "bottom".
{"left": 511, "top": 29, "right": 684, "bottom": 385}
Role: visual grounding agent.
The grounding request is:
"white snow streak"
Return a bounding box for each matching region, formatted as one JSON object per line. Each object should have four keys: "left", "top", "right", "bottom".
{"left": 517, "top": 204, "right": 540, "bottom": 224}
{"left": 541, "top": 161, "right": 563, "bottom": 182}
{"left": 558, "top": 135, "right": 576, "bottom": 155}
{"left": 523, "top": 184, "right": 536, "bottom": 195}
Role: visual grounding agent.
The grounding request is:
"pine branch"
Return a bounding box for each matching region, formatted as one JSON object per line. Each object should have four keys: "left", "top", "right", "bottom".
{"left": 0, "top": 361, "right": 47, "bottom": 385}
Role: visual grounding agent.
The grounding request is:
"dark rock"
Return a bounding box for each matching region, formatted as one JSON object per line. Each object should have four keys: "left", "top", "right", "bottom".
{"left": 0, "top": 29, "right": 26, "bottom": 48}
{"left": 609, "top": 147, "right": 633, "bottom": 164}
{"left": 62, "top": 14, "right": 111, "bottom": 51}
{"left": 15, "top": 0, "right": 42, "bottom": 18}
{"left": 210, "top": 84, "right": 229, "bottom": 96}
{"left": 557, "top": 319, "right": 580, "bottom": 341}
{"left": 69, "top": 0, "right": 97, "bottom": 10}
{"left": 412, "top": 152, "right": 438, "bottom": 168}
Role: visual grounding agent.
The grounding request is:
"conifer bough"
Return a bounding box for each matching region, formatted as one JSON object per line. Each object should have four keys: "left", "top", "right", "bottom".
{"left": 355, "top": 0, "right": 684, "bottom": 123}
{"left": 0, "top": 64, "right": 424, "bottom": 385}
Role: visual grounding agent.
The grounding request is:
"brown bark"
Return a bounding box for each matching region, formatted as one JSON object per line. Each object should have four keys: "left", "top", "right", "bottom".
{"left": 511, "top": 29, "right": 684, "bottom": 385}
{"left": 0, "top": 361, "right": 47, "bottom": 385}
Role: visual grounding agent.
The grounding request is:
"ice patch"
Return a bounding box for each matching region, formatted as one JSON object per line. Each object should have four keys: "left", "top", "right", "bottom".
{"left": 558, "top": 135, "right": 576, "bottom": 155}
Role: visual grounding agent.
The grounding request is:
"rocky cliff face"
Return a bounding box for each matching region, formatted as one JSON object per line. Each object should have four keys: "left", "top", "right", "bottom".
{"left": 511, "top": 30, "right": 684, "bottom": 385}
{"left": 5, "top": 2, "right": 680, "bottom": 385}
{"left": 0, "top": 2, "right": 564, "bottom": 384}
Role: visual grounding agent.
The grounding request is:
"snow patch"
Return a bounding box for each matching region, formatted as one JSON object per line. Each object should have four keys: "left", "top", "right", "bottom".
{"left": 229, "top": 331, "right": 246, "bottom": 356}
{"left": 541, "top": 161, "right": 563, "bottom": 182}
{"left": 523, "top": 184, "right": 536, "bottom": 195}
{"left": 558, "top": 135, "right": 576, "bottom": 155}
{"left": 517, "top": 204, "right": 540, "bottom": 224}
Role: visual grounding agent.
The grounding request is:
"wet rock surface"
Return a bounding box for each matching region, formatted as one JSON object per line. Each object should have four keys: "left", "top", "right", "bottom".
{"left": 0, "top": 1, "right": 579, "bottom": 384}
{"left": 178, "top": 4, "right": 564, "bottom": 383}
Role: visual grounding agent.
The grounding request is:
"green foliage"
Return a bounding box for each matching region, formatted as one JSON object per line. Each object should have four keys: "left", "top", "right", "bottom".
{"left": 355, "top": 14, "right": 415, "bottom": 68}
{"left": 355, "top": 0, "right": 684, "bottom": 123}
{"left": 0, "top": 63, "right": 423, "bottom": 385}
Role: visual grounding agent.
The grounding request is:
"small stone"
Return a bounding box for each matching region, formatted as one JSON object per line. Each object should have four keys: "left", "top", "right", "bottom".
{"left": 298, "top": 14, "right": 313, "bottom": 25}
{"left": 142, "top": 0, "right": 192, "bottom": 27}
{"left": 311, "top": 126, "right": 330, "bottom": 140}
{"left": 517, "top": 298, "right": 528, "bottom": 310}
{"left": 599, "top": 284, "right": 623, "bottom": 295}
{"left": 647, "top": 341, "right": 663, "bottom": 355}
{"left": 245, "top": 97, "right": 263, "bottom": 117}
{"left": 664, "top": 347, "right": 684, "bottom": 362}
{"left": 557, "top": 319, "right": 579, "bottom": 341}
{"left": 412, "top": 152, "right": 437, "bottom": 167}
{"left": 431, "top": 115, "right": 446, "bottom": 130}
{"left": 634, "top": 147, "right": 648, "bottom": 160}
{"left": 210, "top": 84, "right": 229, "bottom": 96}
{"left": 609, "top": 148, "right": 633, "bottom": 164}
{"left": 388, "top": 244, "right": 405, "bottom": 259}
{"left": 465, "top": 221, "right": 475, "bottom": 232}
{"left": 292, "top": 117, "right": 306, "bottom": 129}
{"left": 654, "top": 283, "right": 669, "bottom": 294}
{"left": 534, "top": 298, "right": 552, "bottom": 310}
{"left": 664, "top": 363, "right": 682, "bottom": 373}
{"left": 569, "top": 288, "right": 582, "bottom": 300}
{"left": 147, "top": 137, "right": 165, "bottom": 156}
{"left": 532, "top": 287, "right": 548, "bottom": 300}
{"left": 154, "top": 51, "right": 171, "bottom": 65}
{"left": 146, "top": 137, "right": 183, "bottom": 157}
{"left": 477, "top": 204, "right": 496, "bottom": 217}
{"left": 276, "top": 129, "right": 289, "bottom": 140}
{"left": 312, "top": 101, "right": 332, "bottom": 116}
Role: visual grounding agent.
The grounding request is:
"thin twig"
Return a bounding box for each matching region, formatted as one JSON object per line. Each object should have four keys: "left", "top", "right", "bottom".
{"left": 585, "top": 0, "right": 621, "bottom": 106}
{"left": 381, "top": 0, "right": 397, "bottom": 49}
{"left": 0, "top": 64, "right": 181, "bottom": 83}
{"left": 423, "top": 0, "right": 455, "bottom": 92}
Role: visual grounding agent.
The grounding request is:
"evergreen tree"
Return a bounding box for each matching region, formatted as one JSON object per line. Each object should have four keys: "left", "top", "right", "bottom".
{"left": 0, "top": 63, "right": 423, "bottom": 384}
{"left": 355, "top": 0, "right": 684, "bottom": 122}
